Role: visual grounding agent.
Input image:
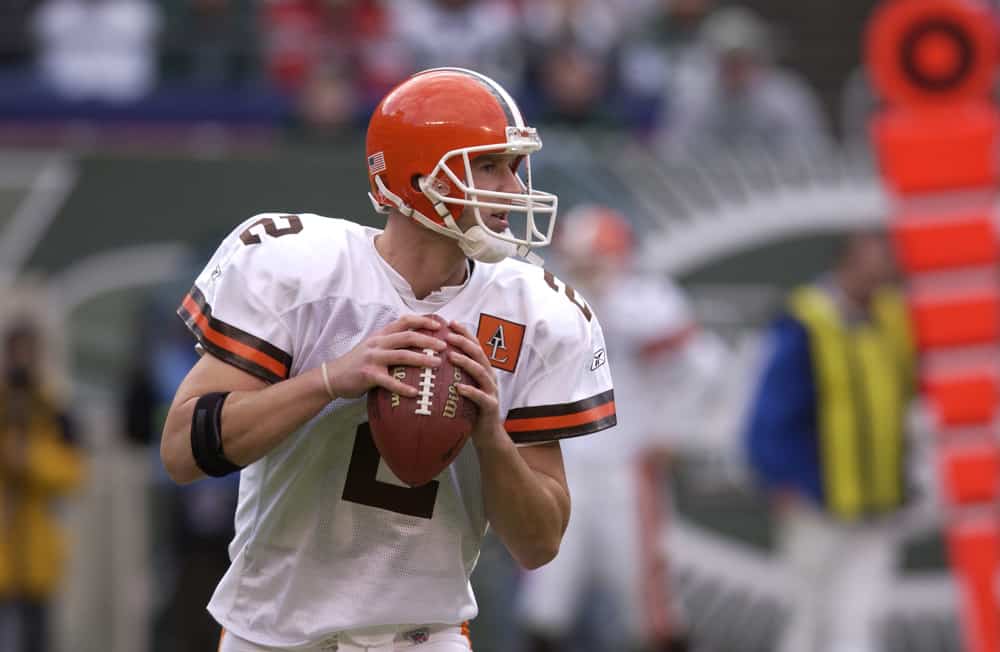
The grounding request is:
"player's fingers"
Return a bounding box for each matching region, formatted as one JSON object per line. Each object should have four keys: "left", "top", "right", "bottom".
{"left": 444, "top": 329, "right": 492, "bottom": 368}
{"left": 447, "top": 320, "right": 478, "bottom": 343}
{"left": 447, "top": 340, "right": 496, "bottom": 388}
{"left": 379, "top": 314, "right": 442, "bottom": 336}
{"left": 448, "top": 320, "right": 476, "bottom": 340}
{"left": 456, "top": 383, "right": 498, "bottom": 414}
{"left": 371, "top": 373, "right": 419, "bottom": 397}
{"left": 375, "top": 349, "right": 442, "bottom": 369}
{"left": 377, "top": 330, "right": 446, "bottom": 353}
{"left": 448, "top": 350, "right": 494, "bottom": 393}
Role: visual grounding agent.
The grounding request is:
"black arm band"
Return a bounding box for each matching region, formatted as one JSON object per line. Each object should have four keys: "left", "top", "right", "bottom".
{"left": 190, "top": 392, "right": 243, "bottom": 477}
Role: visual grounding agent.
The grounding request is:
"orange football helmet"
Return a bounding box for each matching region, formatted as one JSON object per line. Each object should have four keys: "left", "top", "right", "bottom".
{"left": 553, "top": 204, "right": 635, "bottom": 289}
{"left": 555, "top": 204, "right": 634, "bottom": 262}
{"left": 366, "top": 67, "right": 557, "bottom": 263}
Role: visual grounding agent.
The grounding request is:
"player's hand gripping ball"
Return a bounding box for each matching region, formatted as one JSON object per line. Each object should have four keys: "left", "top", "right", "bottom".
{"left": 367, "top": 315, "right": 479, "bottom": 486}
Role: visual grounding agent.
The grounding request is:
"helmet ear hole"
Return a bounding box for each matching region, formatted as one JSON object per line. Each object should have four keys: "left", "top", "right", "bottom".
{"left": 417, "top": 174, "right": 453, "bottom": 197}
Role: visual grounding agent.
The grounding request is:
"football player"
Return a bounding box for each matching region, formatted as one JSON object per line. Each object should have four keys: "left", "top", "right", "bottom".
{"left": 517, "top": 205, "right": 724, "bottom": 652}
{"left": 159, "top": 68, "right": 617, "bottom": 652}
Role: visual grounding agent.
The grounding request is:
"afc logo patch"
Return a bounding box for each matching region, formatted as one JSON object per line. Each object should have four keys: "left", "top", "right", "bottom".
{"left": 477, "top": 313, "right": 525, "bottom": 373}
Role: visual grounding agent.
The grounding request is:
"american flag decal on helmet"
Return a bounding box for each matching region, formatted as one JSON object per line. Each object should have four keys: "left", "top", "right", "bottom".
{"left": 368, "top": 151, "right": 386, "bottom": 175}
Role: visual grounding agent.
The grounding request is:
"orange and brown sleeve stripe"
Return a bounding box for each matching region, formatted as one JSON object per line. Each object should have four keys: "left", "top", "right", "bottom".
{"left": 504, "top": 389, "right": 616, "bottom": 444}
{"left": 640, "top": 324, "right": 696, "bottom": 358}
{"left": 461, "top": 621, "right": 473, "bottom": 649}
{"left": 178, "top": 285, "right": 292, "bottom": 384}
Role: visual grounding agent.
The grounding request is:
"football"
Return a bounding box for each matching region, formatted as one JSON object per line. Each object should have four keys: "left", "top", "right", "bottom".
{"left": 367, "top": 316, "right": 480, "bottom": 487}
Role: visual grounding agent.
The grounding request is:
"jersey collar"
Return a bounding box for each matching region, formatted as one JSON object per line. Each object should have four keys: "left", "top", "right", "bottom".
{"left": 369, "top": 232, "right": 474, "bottom": 311}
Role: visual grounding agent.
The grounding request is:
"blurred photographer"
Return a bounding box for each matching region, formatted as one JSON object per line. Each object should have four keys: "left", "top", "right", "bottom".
{"left": 0, "top": 319, "right": 84, "bottom": 652}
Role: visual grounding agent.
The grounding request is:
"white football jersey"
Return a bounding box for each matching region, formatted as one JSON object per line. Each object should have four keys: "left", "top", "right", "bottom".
{"left": 177, "top": 213, "right": 616, "bottom": 647}
{"left": 560, "top": 273, "right": 697, "bottom": 464}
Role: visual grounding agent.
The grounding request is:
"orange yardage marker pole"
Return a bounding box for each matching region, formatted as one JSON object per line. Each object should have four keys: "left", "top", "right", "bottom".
{"left": 866, "top": 1, "right": 1000, "bottom": 650}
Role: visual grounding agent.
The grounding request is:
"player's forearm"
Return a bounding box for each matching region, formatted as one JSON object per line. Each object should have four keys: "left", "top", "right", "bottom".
{"left": 161, "top": 367, "right": 330, "bottom": 484}
{"left": 476, "top": 434, "right": 569, "bottom": 569}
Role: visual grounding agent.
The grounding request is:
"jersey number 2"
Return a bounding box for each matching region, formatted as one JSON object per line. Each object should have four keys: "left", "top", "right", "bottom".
{"left": 240, "top": 215, "right": 304, "bottom": 245}
{"left": 544, "top": 271, "right": 592, "bottom": 321}
{"left": 341, "top": 423, "right": 438, "bottom": 519}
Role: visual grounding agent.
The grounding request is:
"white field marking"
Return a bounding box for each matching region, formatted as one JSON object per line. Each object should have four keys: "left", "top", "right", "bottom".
{"left": 668, "top": 518, "right": 956, "bottom": 616}
{"left": 0, "top": 156, "right": 77, "bottom": 289}
{"left": 53, "top": 242, "right": 192, "bottom": 315}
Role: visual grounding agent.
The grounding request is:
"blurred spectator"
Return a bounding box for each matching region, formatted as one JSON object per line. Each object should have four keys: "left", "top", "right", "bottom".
{"left": 287, "top": 62, "right": 362, "bottom": 142}
{"left": 386, "top": 0, "right": 524, "bottom": 92}
{"left": 32, "top": 0, "right": 161, "bottom": 101}
{"left": 0, "top": 0, "right": 43, "bottom": 68}
{"left": 159, "top": 0, "right": 256, "bottom": 86}
{"left": 658, "top": 6, "right": 829, "bottom": 159}
{"left": 261, "top": 0, "right": 393, "bottom": 96}
{"left": 521, "top": 0, "right": 629, "bottom": 59}
{"left": 518, "top": 205, "right": 725, "bottom": 652}
{"left": 519, "top": 0, "right": 619, "bottom": 125}
{"left": 743, "top": 231, "right": 914, "bottom": 652}
{"left": 618, "top": 0, "right": 718, "bottom": 131}
{"left": 0, "top": 318, "right": 84, "bottom": 652}
{"left": 531, "top": 43, "right": 612, "bottom": 126}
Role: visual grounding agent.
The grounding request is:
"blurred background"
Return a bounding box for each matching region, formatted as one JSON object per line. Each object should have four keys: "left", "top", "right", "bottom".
{"left": 0, "top": 0, "right": 987, "bottom": 650}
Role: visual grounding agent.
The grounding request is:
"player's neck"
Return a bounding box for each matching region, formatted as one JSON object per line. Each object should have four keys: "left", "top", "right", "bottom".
{"left": 377, "top": 214, "right": 469, "bottom": 300}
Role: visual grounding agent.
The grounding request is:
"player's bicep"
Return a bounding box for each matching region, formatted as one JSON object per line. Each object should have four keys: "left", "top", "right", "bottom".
{"left": 171, "top": 351, "right": 270, "bottom": 409}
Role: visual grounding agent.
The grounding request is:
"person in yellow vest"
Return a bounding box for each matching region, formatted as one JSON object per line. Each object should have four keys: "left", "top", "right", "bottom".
{"left": 0, "top": 319, "right": 84, "bottom": 652}
{"left": 743, "top": 231, "right": 913, "bottom": 652}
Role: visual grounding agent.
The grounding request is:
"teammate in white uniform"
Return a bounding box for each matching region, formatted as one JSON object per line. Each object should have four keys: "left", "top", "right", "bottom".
{"left": 518, "top": 206, "right": 723, "bottom": 652}
{"left": 159, "top": 68, "right": 617, "bottom": 652}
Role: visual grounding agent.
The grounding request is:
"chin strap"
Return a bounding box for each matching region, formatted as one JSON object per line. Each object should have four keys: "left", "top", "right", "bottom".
{"left": 367, "top": 191, "right": 390, "bottom": 215}
{"left": 453, "top": 223, "right": 519, "bottom": 263}
{"left": 373, "top": 175, "right": 545, "bottom": 266}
